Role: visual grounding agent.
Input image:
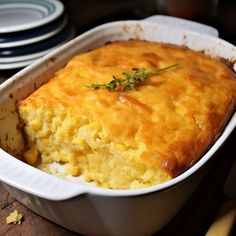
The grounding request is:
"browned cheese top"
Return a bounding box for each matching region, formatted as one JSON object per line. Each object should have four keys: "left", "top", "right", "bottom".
{"left": 20, "top": 40, "right": 236, "bottom": 177}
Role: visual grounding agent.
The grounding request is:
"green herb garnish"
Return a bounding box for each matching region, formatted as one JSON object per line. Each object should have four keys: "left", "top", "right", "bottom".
{"left": 86, "top": 64, "right": 178, "bottom": 92}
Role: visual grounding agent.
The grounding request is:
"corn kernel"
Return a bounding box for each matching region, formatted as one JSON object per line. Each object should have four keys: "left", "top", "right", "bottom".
{"left": 68, "top": 154, "right": 78, "bottom": 165}
{"left": 30, "top": 119, "right": 41, "bottom": 130}
{"left": 175, "top": 106, "right": 187, "bottom": 116}
{"left": 58, "top": 153, "right": 68, "bottom": 163}
{"left": 73, "top": 137, "right": 84, "bottom": 145}
{"left": 86, "top": 121, "right": 100, "bottom": 132}
{"left": 141, "top": 167, "right": 156, "bottom": 181}
{"left": 23, "top": 146, "right": 38, "bottom": 165}
{"left": 72, "top": 137, "right": 88, "bottom": 150}
{"left": 67, "top": 164, "right": 80, "bottom": 176}
{"left": 42, "top": 155, "right": 53, "bottom": 164}
{"left": 101, "top": 182, "right": 110, "bottom": 188}
{"left": 38, "top": 129, "right": 49, "bottom": 138}
{"left": 114, "top": 143, "right": 127, "bottom": 152}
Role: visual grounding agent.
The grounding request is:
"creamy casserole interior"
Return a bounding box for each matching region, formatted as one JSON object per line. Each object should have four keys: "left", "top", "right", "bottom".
{"left": 18, "top": 40, "right": 236, "bottom": 189}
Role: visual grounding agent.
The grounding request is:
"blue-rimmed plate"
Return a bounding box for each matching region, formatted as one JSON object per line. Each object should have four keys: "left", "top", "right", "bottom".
{"left": 0, "top": 15, "right": 67, "bottom": 48}
{"left": 0, "top": 25, "right": 75, "bottom": 69}
{"left": 0, "top": 0, "right": 64, "bottom": 33}
{"left": 0, "top": 24, "right": 75, "bottom": 58}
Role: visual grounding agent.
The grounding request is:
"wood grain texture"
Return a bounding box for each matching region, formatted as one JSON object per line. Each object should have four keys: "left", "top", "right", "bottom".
{"left": 0, "top": 192, "right": 77, "bottom": 236}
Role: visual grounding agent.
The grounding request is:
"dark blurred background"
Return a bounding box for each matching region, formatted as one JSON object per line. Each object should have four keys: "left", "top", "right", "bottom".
{"left": 60, "top": 0, "right": 236, "bottom": 45}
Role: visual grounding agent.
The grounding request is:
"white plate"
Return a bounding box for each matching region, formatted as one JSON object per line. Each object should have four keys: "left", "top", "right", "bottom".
{"left": 0, "top": 0, "right": 64, "bottom": 33}
{"left": 0, "top": 16, "right": 67, "bottom": 48}
{"left": 0, "top": 26, "right": 75, "bottom": 69}
{"left": 0, "top": 25, "right": 75, "bottom": 62}
{"left": 0, "top": 57, "right": 41, "bottom": 70}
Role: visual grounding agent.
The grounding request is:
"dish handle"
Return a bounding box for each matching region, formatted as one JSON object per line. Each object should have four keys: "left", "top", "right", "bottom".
{"left": 143, "top": 15, "right": 219, "bottom": 37}
{"left": 0, "top": 149, "right": 86, "bottom": 200}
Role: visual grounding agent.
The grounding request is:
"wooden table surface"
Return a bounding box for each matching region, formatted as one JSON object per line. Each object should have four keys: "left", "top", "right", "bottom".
{"left": 0, "top": 75, "right": 236, "bottom": 236}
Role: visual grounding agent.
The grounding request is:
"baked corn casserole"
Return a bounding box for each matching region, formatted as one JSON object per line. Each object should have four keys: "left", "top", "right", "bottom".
{"left": 18, "top": 40, "right": 236, "bottom": 189}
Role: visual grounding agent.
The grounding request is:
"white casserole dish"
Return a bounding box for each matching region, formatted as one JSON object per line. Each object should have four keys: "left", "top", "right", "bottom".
{"left": 0, "top": 16, "right": 235, "bottom": 236}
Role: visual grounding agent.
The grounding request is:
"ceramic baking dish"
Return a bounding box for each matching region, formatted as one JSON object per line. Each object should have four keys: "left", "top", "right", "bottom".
{"left": 0, "top": 16, "right": 235, "bottom": 236}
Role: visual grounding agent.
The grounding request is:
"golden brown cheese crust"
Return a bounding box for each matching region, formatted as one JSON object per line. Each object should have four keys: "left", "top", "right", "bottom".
{"left": 19, "top": 40, "right": 236, "bottom": 183}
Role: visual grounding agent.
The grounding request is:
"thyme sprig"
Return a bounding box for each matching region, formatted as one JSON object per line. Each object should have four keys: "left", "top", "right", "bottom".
{"left": 86, "top": 64, "right": 178, "bottom": 92}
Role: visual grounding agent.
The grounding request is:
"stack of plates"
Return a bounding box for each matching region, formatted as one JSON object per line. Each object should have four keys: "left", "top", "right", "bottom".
{"left": 0, "top": 0, "right": 75, "bottom": 70}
